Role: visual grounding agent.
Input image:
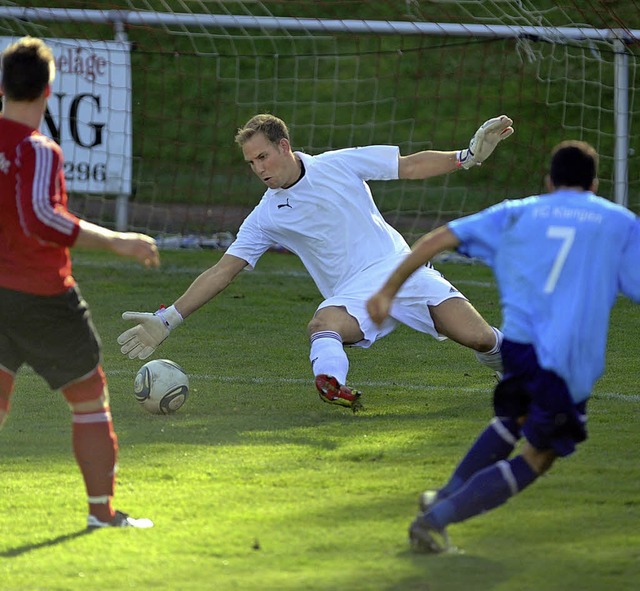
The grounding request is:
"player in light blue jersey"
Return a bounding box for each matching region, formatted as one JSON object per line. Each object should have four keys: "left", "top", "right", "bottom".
{"left": 367, "top": 140, "right": 640, "bottom": 553}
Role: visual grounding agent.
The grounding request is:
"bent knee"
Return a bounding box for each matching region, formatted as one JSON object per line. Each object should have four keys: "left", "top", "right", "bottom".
{"left": 430, "top": 300, "right": 497, "bottom": 352}
{"left": 470, "top": 327, "right": 500, "bottom": 352}
{"left": 62, "top": 366, "right": 109, "bottom": 412}
{"left": 457, "top": 331, "right": 496, "bottom": 353}
{"left": 307, "top": 306, "right": 360, "bottom": 340}
{"left": 307, "top": 316, "right": 324, "bottom": 337}
{"left": 521, "top": 443, "right": 557, "bottom": 475}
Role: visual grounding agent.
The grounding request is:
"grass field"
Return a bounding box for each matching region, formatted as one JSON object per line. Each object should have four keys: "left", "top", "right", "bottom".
{"left": 2, "top": 249, "right": 640, "bottom": 591}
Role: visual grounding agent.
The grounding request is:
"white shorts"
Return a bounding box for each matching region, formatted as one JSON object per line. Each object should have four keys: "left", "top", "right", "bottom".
{"left": 317, "top": 266, "right": 467, "bottom": 348}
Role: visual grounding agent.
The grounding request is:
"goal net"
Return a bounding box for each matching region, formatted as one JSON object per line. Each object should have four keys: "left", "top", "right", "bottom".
{"left": 3, "top": 0, "right": 639, "bottom": 246}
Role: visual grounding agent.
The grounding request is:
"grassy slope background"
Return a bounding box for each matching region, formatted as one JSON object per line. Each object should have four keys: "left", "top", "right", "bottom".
{"left": 9, "top": 0, "right": 640, "bottom": 230}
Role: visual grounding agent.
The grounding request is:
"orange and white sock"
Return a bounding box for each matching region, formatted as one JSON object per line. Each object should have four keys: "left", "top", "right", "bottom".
{"left": 72, "top": 408, "right": 118, "bottom": 523}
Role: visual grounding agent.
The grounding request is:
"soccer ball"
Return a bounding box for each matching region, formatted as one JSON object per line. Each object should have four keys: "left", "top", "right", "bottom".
{"left": 133, "top": 359, "right": 189, "bottom": 415}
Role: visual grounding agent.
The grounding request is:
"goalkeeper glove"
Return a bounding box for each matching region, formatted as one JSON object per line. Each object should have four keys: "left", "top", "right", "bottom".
{"left": 456, "top": 115, "right": 514, "bottom": 169}
{"left": 117, "top": 305, "right": 183, "bottom": 360}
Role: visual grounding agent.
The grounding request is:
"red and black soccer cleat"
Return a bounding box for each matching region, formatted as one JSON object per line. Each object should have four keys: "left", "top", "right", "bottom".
{"left": 315, "top": 374, "right": 363, "bottom": 413}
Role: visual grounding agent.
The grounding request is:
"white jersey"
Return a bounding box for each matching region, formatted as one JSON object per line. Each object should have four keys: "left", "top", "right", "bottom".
{"left": 226, "top": 145, "right": 414, "bottom": 299}
{"left": 227, "top": 145, "right": 464, "bottom": 347}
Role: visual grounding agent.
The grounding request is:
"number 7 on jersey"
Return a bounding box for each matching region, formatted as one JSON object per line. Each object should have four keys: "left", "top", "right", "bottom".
{"left": 544, "top": 226, "right": 576, "bottom": 293}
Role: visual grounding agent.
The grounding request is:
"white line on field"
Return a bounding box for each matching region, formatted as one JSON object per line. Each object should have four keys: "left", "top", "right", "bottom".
{"left": 106, "top": 370, "right": 640, "bottom": 402}
{"left": 596, "top": 392, "right": 640, "bottom": 402}
{"left": 72, "top": 259, "right": 496, "bottom": 288}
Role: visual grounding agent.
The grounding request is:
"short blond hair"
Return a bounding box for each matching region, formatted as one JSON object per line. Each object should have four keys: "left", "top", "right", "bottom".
{"left": 235, "top": 114, "right": 290, "bottom": 147}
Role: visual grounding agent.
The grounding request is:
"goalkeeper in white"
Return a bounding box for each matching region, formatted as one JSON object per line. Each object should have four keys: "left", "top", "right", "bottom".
{"left": 118, "top": 114, "right": 514, "bottom": 412}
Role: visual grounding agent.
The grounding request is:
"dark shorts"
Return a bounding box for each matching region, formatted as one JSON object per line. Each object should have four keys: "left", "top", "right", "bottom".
{"left": 494, "top": 339, "right": 587, "bottom": 457}
{"left": 0, "top": 285, "right": 102, "bottom": 390}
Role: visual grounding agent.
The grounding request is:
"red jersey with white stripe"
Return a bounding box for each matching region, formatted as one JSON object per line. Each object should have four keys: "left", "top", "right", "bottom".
{"left": 0, "top": 117, "right": 80, "bottom": 295}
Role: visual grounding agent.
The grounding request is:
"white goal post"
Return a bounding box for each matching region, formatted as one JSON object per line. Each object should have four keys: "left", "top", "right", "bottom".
{"left": 1, "top": 3, "right": 638, "bottom": 243}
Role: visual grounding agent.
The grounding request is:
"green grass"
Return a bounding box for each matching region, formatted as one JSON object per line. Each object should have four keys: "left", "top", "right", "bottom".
{"left": 1, "top": 249, "right": 640, "bottom": 591}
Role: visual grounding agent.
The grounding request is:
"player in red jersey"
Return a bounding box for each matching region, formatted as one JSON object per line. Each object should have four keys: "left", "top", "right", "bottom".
{"left": 0, "top": 37, "right": 159, "bottom": 528}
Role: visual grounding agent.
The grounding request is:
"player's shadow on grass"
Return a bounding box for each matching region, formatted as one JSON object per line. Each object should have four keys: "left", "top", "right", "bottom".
{"left": 386, "top": 550, "right": 507, "bottom": 591}
{"left": 0, "top": 528, "right": 92, "bottom": 558}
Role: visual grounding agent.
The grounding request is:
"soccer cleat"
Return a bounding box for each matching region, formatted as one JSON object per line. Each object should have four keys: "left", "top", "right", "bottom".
{"left": 87, "top": 510, "right": 154, "bottom": 529}
{"left": 418, "top": 490, "right": 439, "bottom": 513}
{"left": 408, "top": 513, "right": 453, "bottom": 554}
{"left": 315, "top": 374, "right": 363, "bottom": 412}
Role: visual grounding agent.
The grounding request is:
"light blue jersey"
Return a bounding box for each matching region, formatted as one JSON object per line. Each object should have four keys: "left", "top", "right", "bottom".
{"left": 449, "top": 190, "right": 640, "bottom": 403}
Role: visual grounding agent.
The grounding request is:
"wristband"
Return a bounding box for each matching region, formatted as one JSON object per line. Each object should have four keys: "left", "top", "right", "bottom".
{"left": 455, "top": 150, "right": 464, "bottom": 168}
{"left": 155, "top": 304, "right": 183, "bottom": 331}
{"left": 456, "top": 148, "right": 475, "bottom": 170}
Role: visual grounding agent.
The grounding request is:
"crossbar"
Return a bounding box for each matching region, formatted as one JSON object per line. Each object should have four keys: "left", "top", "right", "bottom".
{"left": 1, "top": 7, "right": 638, "bottom": 43}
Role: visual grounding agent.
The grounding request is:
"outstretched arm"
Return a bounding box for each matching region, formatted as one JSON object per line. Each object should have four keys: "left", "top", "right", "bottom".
{"left": 76, "top": 220, "right": 160, "bottom": 268}
{"left": 174, "top": 253, "right": 248, "bottom": 317}
{"left": 398, "top": 115, "right": 514, "bottom": 179}
{"left": 118, "top": 253, "right": 248, "bottom": 359}
{"left": 367, "top": 226, "right": 460, "bottom": 324}
{"left": 398, "top": 150, "right": 459, "bottom": 179}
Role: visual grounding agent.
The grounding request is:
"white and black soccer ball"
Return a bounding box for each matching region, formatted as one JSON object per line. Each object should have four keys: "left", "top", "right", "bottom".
{"left": 133, "top": 359, "right": 189, "bottom": 415}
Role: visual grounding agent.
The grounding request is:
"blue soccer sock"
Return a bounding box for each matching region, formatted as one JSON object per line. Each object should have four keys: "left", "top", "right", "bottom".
{"left": 426, "top": 455, "right": 538, "bottom": 529}
{"left": 437, "top": 417, "right": 521, "bottom": 500}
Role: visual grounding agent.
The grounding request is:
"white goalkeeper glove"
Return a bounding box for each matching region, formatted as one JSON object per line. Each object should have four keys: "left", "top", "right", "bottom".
{"left": 456, "top": 115, "right": 514, "bottom": 170}
{"left": 117, "top": 305, "right": 183, "bottom": 360}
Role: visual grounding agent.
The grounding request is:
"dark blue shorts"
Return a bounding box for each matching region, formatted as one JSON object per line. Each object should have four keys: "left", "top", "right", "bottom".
{"left": 493, "top": 340, "right": 587, "bottom": 457}
{"left": 0, "top": 285, "right": 101, "bottom": 390}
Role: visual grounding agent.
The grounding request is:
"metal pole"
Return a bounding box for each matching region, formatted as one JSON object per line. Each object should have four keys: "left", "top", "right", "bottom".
{"left": 0, "top": 7, "right": 638, "bottom": 42}
{"left": 113, "top": 16, "right": 129, "bottom": 231}
{"left": 613, "top": 38, "right": 629, "bottom": 207}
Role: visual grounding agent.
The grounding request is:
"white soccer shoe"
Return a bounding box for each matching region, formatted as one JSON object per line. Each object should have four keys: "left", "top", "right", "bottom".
{"left": 87, "top": 510, "right": 154, "bottom": 529}
{"left": 408, "top": 513, "right": 454, "bottom": 554}
{"left": 418, "top": 490, "right": 439, "bottom": 513}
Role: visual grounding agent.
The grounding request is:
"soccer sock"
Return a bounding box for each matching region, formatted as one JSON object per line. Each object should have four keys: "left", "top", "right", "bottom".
{"left": 72, "top": 408, "right": 118, "bottom": 523}
{"left": 474, "top": 327, "right": 504, "bottom": 373}
{"left": 438, "top": 417, "right": 521, "bottom": 499}
{"left": 427, "top": 455, "right": 538, "bottom": 529}
{"left": 309, "top": 331, "right": 349, "bottom": 384}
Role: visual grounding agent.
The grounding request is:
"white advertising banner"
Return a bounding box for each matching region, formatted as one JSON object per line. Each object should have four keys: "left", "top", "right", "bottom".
{"left": 1, "top": 37, "right": 132, "bottom": 195}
